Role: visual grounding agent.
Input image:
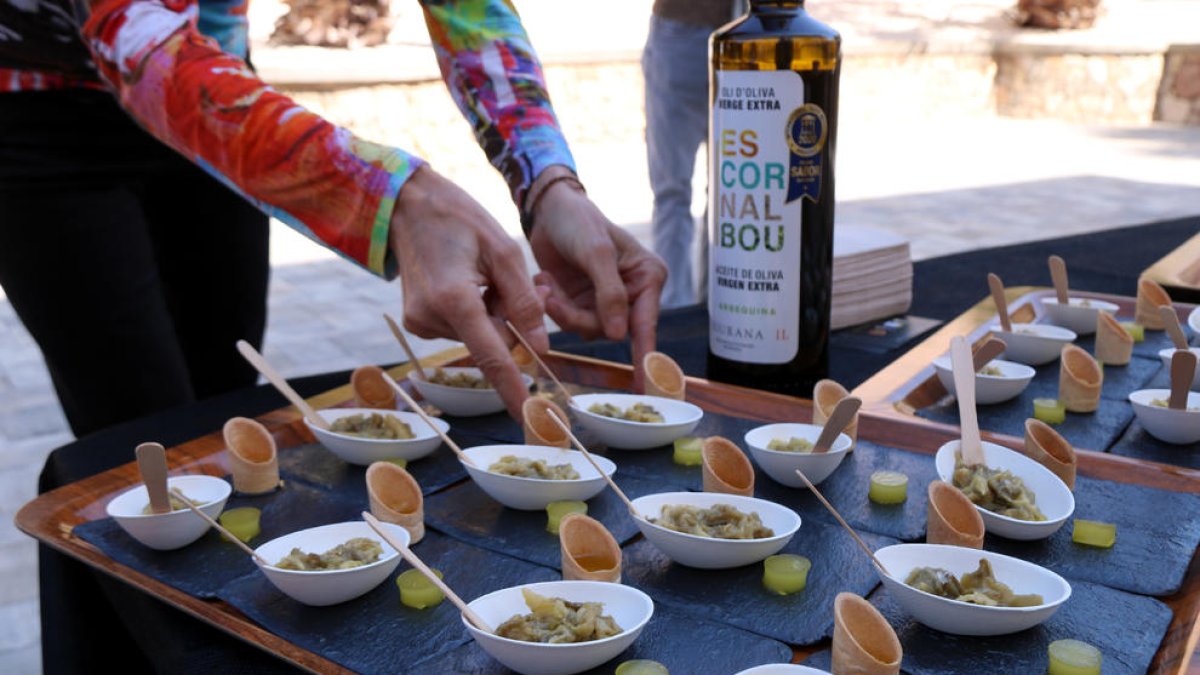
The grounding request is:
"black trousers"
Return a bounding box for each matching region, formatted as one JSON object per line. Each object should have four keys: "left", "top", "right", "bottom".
{"left": 0, "top": 89, "right": 270, "bottom": 437}
{"left": 1, "top": 89, "right": 276, "bottom": 673}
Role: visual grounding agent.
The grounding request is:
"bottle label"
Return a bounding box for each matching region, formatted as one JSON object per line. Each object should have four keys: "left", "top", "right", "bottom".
{"left": 709, "top": 69, "right": 819, "bottom": 364}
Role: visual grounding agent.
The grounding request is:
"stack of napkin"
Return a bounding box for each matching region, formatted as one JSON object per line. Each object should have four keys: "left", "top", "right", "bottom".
{"left": 832, "top": 226, "right": 913, "bottom": 329}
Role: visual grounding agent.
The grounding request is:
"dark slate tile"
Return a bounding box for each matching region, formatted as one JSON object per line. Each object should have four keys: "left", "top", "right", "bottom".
{"left": 1108, "top": 419, "right": 1200, "bottom": 469}
{"left": 217, "top": 531, "right": 558, "bottom": 674}
{"left": 620, "top": 520, "right": 897, "bottom": 646}
{"left": 410, "top": 604, "right": 793, "bottom": 674}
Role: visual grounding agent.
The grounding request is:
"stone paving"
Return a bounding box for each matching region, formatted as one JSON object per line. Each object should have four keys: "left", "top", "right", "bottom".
{"left": 4, "top": 1, "right": 1200, "bottom": 672}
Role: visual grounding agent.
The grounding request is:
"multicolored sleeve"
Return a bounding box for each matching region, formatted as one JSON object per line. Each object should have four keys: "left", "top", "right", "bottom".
{"left": 81, "top": 0, "right": 420, "bottom": 277}
{"left": 420, "top": 0, "right": 576, "bottom": 209}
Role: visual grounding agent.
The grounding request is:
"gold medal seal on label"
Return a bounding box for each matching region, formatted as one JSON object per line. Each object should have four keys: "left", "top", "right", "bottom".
{"left": 786, "top": 104, "right": 828, "bottom": 158}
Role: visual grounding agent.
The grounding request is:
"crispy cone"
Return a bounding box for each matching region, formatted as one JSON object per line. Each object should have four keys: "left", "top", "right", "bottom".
{"left": 558, "top": 513, "right": 621, "bottom": 583}
{"left": 351, "top": 365, "right": 397, "bottom": 409}
{"left": 1059, "top": 344, "right": 1103, "bottom": 413}
{"left": 522, "top": 397, "right": 570, "bottom": 448}
{"left": 366, "top": 461, "right": 425, "bottom": 544}
{"left": 643, "top": 351, "right": 685, "bottom": 400}
{"left": 1023, "top": 418, "right": 1077, "bottom": 489}
{"left": 832, "top": 592, "right": 902, "bottom": 675}
{"left": 1135, "top": 278, "right": 1172, "bottom": 329}
{"left": 701, "top": 436, "right": 754, "bottom": 496}
{"left": 1094, "top": 311, "right": 1133, "bottom": 366}
{"left": 511, "top": 343, "right": 538, "bottom": 379}
{"left": 926, "top": 481, "right": 985, "bottom": 549}
{"left": 222, "top": 417, "right": 280, "bottom": 495}
{"left": 814, "top": 379, "right": 858, "bottom": 450}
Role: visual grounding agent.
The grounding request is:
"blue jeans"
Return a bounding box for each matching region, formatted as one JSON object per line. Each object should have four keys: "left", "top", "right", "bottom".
{"left": 643, "top": 15, "right": 714, "bottom": 308}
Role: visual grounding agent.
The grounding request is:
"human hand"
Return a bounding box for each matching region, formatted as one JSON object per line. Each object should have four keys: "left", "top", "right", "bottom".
{"left": 527, "top": 171, "right": 668, "bottom": 391}
{"left": 389, "top": 165, "right": 547, "bottom": 419}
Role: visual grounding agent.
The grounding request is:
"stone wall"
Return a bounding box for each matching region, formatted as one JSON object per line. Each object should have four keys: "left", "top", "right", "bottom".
{"left": 1156, "top": 45, "right": 1200, "bottom": 125}
{"left": 993, "top": 50, "right": 1164, "bottom": 123}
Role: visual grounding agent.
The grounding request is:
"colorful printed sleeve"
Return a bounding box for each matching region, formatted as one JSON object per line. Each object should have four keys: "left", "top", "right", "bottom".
{"left": 420, "top": 0, "right": 576, "bottom": 209}
{"left": 81, "top": 0, "right": 420, "bottom": 277}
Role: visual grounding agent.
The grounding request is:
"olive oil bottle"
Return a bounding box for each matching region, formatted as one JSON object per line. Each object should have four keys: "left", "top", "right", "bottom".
{"left": 706, "top": 0, "right": 840, "bottom": 397}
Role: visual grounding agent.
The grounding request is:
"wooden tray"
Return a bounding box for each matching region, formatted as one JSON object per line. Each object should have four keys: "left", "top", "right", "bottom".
{"left": 1144, "top": 231, "right": 1200, "bottom": 304}
{"left": 16, "top": 351, "right": 1200, "bottom": 673}
{"left": 855, "top": 287, "right": 1198, "bottom": 448}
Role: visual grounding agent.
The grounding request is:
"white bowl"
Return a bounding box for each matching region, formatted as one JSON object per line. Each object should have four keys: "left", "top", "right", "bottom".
{"left": 1129, "top": 389, "right": 1200, "bottom": 444}
{"left": 253, "top": 521, "right": 407, "bottom": 606}
{"left": 934, "top": 440, "right": 1074, "bottom": 541}
{"left": 409, "top": 367, "right": 533, "bottom": 417}
{"left": 464, "top": 580, "right": 653, "bottom": 675}
{"left": 1188, "top": 307, "right": 1200, "bottom": 336}
{"left": 993, "top": 323, "right": 1077, "bottom": 366}
{"left": 305, "top": 408, "right": 449, "bottom": 465}
{"left": 569, "top": 393, "right": 703, "bottom": 450}
{"left": 106, "top": 475, "right": 232, "bottom": 550}
{"left": 1157, "top": 347, "right": 1200, "bottom": 390}
{"left": 932, "top": 356, "right": 1036, "bottom": 405}
{"left": 1040, "top": 297, "right": 1120, "bottom": 335}
{"left": 630, "top": 492, "right": 801, "bottom": 569}
{"left": 461, "top": 444, "right": 617, "bottom": 511}
{"left": 734, "top": 662, "right": 830, "bottom": 667}
{"left": 743, "top": 423, "right": 853, "bottom": 486}
{"left": 875, "top": 543, "right": 1071, "bottom": 636}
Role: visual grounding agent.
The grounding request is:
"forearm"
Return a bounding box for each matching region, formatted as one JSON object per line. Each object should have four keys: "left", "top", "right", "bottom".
{"left": 81, "top": 0, "right": 420, "bottom": 276}
{"left": 420, "top": 0, "right": 576, "bottom": 208}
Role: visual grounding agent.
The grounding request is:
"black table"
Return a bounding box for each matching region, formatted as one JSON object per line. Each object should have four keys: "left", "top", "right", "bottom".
{"left": 34, "top": 216, "right": 1200, "bottom": 673}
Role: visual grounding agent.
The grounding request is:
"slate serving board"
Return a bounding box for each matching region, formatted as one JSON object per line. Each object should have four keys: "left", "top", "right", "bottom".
{"left": 805, "top": 578, "right": 1172, "bottom": 675}
{"left": 619, "top": 520, "right": 898, "bottom": 646}
{"left": 409, "top": 603, "right": 793, "bottom": 674}
{"left": 75, "top": 480, "right": 362, "bottom": 598}
{"left": 423, "top": 473, "right": 665, "bottom": 570}
{"left": 1000, "top": 353, "right": 1163, "bottom": 404}
{"left": 984, "top": 475, "right": 1200, "bottom": 597}
{"left": 751, "top": 440, "right": 940, "bottom": 542}
{"left": 217, "top": 531, "right": 558, "bottom": 674}
{"left": 1108, "top": 420, "right": 1200, "bottom": 469}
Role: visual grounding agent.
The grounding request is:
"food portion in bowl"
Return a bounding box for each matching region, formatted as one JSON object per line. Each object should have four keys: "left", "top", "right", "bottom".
{"left": 329, "top": 412, "right": 414, "bottom": 440}
{"left": 766, "top": 437, "right": 814, "bottom": 453}
{"left": 274, "top": 537, "right": 383, "bottom": 571}
{"left": 140, "top": 491, "right": 197, "bottom": 515}
{"left": 1149, "top": 398, "right": 1200, "bottom": 411}
{"left": 652, "top": 503, "right": 775, "bottom": 539}
{"left": 587, "top": 402, "right": 665, "bottom": 423}
{"left": 952, "top": 453, "right": 1045, "bottom": 522}
{"left": 905, "top": 558, "right": 1044, "bottom": 607}
{"left": 495, "top": 588, "right": 623, "bottom": 644}
{"left": 488, "top": 455, "right": 580, "bottom": 481}
{"left": 429, "top": 367, "right": 491, "bottom": 389}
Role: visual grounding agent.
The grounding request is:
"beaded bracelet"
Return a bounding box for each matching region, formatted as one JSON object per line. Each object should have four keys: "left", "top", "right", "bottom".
{"left": 520, "top": 174, "right": 587, "bottom": 237}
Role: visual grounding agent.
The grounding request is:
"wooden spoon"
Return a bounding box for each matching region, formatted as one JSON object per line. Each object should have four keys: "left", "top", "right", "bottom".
{"left": 951, "top": 336, "right": 985, "bottom": 466}
{"left": 1048, "top": 255, "right": 1070, "bottom": 305}
{"left": 545, "top": 410, "right": 644, "bottom": 520}
{"left": 169, "top": 487, "right": 270, "bottom": 566}
{"left": 135, "top": 442, "right": 171, "bottom": 515}
{"left": 1170, "top": 350, "right": 1197, "bottom": 410}
{"left": 236, "top": 340, "right": 329, "bottom": 429}
{"left": 972, "top": 338, "right": 1007, "bottom": 373}
{"left": 793, "top": 467, "right": 889, "bottom": 576}
{"left": 381, "top": 373, "right": 475, "bottom": 467}
{"left": 383, "top": 313, "right": 426, "bottom": 381}
{"left": 814, "top": 396, "right": 862, "bottom": 454}
{"left": 987, "top": 273, "right": 1013, "bottom": 333}
{"left": 1161, "top": 305, "right": 1190, "bottom": 351}
{"left": 362, "top": 512, "right": 493, "bottom": 633}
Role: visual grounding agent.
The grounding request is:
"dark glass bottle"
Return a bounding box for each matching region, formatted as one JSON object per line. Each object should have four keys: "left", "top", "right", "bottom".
{"left": 706, "top": 0, "right": 840, "bottom": 397}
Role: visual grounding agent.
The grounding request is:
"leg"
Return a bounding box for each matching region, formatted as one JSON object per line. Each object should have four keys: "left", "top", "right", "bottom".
{"left": 643, "top": 15, "right": 713, "bottom": 308}
{"left": 141, "top": 157, "right": 270, "bottom": 401}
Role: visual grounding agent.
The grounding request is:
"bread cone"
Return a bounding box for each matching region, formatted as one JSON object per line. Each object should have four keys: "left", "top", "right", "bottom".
{"left": 558, "top": 513, "right": 621, "bottom": 583}
{"left": 1135, "top": 278, "right": 1172, "bottom": 329}
{"left": 222, "top": 417, "right": 280, "bottom": 495}
{"left": 351, "top": 365, "right": 397, "bottom": 409}
{"left": 1059, "top": 344, "right": 1102, "bottom": 413}
{"left": 701, "top": 436, "right": 754, "bottom": 496}
{"left": 522, "top": 397, "right": 570, "bottom": 448}
{"left": 926, "top": 481, "right": 984, "bottom": 549}
{"left": 1023, "top": 418, "right": 1077, "bottom": 489}
{"left": 832, "top": 592, "right": 902, "bottom": 675}
{"left": 1094, "top": 312, "right": 1132, "bottom": 366}
{"left": 814, "top": 379, "right": 858, "bottom": 450}
{"left": 366, "top": 461, "right": 425, "bottom": 544}
{"left": 511, "top": 343, "right": 538, "bottom": 379}
{"left": 643, "top": 351, "right": 685, "bottom": 400}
